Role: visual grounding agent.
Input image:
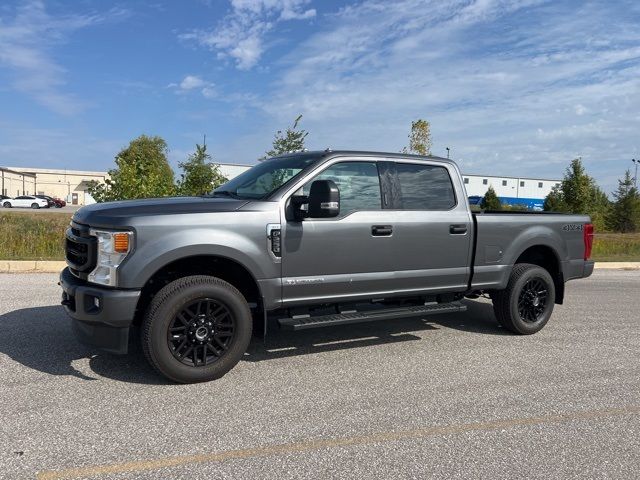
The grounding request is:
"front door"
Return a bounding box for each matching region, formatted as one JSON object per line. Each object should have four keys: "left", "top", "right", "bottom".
{"left": 281, "top": 160, "right": 399, "bottom": 306}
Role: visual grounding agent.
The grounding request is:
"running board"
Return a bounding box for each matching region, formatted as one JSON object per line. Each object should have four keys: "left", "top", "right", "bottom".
{"left": 277, "top": 302, "right": 466, "bottom": 331}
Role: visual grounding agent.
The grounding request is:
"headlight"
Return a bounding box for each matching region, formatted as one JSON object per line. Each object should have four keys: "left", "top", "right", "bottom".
{"left": 88, "top": 229, "right": 133, "bottom": 286}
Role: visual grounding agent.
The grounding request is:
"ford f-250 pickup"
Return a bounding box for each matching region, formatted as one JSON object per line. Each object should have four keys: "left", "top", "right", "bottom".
{"left": 60, "top": 150, "right": 595, "bottom": 383}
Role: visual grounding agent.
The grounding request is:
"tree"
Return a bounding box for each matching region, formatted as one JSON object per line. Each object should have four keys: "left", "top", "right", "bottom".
{"left": 88, "top": 135, "right": 175, "bottom": 202}
{"left": 263, "top": 114, "right": 308, "bottom": 159}
{"left": 606, "top": 170, "right": 640, "bottom": 233}
{"left": 402, "top": 119, "right": 432, "bottom": 156}
{"left": 543, "top": 184, "right": 568, "bottom": 212}
{"left": 177, "top": 144, "right": 228, "bottom": 196}
{"left": 544, "top": 158, "right": 610, "bottom": 231}
{"left": 562, "top": 158, "right": 596, "bottom": 214}
{"left": 481, "top": 186, "right": 502, "bottom": 210}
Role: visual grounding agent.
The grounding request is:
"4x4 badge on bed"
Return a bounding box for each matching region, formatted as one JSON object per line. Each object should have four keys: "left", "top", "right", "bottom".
{"left": 562, "top": 224, "right": 584, "bottom": 231}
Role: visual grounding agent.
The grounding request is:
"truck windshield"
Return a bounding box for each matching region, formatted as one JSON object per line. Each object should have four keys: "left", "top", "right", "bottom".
{"left": 210, "top": 154, "right": 320, "bottom": 200}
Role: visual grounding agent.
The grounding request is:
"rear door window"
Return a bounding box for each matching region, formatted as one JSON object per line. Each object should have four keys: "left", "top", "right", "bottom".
{"left": 395, "top": 163, "right": 456, "bottom": 210}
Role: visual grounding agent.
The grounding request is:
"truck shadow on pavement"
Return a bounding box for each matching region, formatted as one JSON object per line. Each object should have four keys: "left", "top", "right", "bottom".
{"left": 0, "top": 305, "right": 166, "bottom": 384}
{"left": 0, "top": 300, "right": 505, "bottom": 383}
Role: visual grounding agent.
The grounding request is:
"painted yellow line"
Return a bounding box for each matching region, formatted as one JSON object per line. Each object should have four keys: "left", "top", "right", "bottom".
{"left": 37, "top": 405, "right": 640, "bottom": 480}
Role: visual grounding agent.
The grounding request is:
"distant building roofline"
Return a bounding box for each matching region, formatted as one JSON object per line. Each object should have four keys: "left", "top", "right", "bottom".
{"left": 461, "top": 173, "right": 561, "bottom": 182}
{"left": 3, "top": 166, "right": 108, "bottom": 176}
{"left": 0, "top": 166, "right": 37, "bottom": 178}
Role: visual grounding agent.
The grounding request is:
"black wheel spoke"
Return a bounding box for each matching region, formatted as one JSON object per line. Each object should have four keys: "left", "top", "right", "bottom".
{"left": 177, "top": 313, "right": 190, "bottom": 326}
{"left": 167, "top": 297, "right": 235, "bottom": 367}
{"left": 213, "top": 337, "right": 228, "bottom": 350}
{"left": 517, "top": 277, "right": 550, "bottom": 323}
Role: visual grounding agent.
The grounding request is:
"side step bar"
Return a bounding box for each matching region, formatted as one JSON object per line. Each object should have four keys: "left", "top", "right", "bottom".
{"left": 277, "top": 302, "right": 467, "bottom": 331}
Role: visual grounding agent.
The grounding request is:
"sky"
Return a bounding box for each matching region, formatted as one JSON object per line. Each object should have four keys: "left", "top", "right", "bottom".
{"left": 0, "top": 0, "right": 638, "bottom": 193}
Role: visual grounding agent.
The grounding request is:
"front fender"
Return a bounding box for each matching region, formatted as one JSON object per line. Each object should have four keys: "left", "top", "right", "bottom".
{"left": 118, "top": 228, "right": 274, "bottom": 289}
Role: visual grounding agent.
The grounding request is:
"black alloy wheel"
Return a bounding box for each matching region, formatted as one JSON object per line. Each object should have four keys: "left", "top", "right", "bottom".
{"left": 492, "top": 263, "right": 555, "bottom": 335}
{"left": 517, "top": 278, "right": 548, "bottom": 323}
{"left": 168, "top": 298, "right": 235, "bottom": 367}
{"left": 142, "top": 275, "right": 252, "bottom": 383}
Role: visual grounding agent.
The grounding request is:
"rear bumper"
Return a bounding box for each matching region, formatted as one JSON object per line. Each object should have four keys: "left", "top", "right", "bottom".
{"left": 59, "top": 267, "right": 140, "bottom": 354}
{"left": 583, "top": 260, "right": 595, "bottom": 278}
{"left": 563, "top": 259, "right": 595, "bottom": 281}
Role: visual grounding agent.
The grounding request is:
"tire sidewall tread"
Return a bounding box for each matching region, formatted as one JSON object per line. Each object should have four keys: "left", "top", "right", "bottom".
{"left": 492, "top": 263, "right": 555, "bottom": 335}
{"left": 142, "top": 275, "right": 252, "bottom": 383}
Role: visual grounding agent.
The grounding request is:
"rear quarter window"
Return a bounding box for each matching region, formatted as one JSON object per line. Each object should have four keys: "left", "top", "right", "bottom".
{"left": 395, "top": 163, "right": 456, "bottom": 210}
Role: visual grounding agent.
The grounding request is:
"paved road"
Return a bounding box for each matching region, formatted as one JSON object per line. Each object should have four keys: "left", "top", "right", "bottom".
{"left": 0, "top": 270, "right": 638, "bottom": 479}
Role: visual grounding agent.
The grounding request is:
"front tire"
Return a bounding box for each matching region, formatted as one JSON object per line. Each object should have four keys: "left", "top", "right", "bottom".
{"left": 492, "top": 263, "right": 555, "bottom": 335}
{"left": 2, "top": 202, "right": 10, "bottom": 208}
{"left": 142, "top": 275, "right": 252, "bottom": 383}
{"left": 31, "top": 203, "right": 40, "bottom": 209}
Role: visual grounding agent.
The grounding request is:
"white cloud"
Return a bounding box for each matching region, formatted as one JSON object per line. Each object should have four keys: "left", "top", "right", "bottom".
{"left": 252, "top": 0, "right": 640, "bottom": 192}
{"left": 169, "top": 75, "right": 217, "bottom": 99}
{"left": 0, "top": 1, "right": 128, "bottom": 115}
{"left": 181, "top": 0, "right": 316, "bottom": 70}
{"left": 180, "top": 75, "right": 207, "bottom": 90}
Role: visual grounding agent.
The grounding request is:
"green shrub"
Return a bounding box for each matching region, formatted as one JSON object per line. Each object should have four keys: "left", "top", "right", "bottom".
{"left": 0, "top": 212, "right": 70, "bottom": 260}
{"left": 591, "top": 233, "right": 640, "bottom": 262}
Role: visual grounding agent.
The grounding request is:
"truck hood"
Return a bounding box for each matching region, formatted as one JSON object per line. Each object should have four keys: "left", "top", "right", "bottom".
{"left": 73, "top": 196, "right": 250, "bottom": 227}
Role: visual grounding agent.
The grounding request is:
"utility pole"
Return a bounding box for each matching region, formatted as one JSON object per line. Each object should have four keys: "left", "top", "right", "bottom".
{"left": 633, "top": 159, "right": 638, "bottom": 188}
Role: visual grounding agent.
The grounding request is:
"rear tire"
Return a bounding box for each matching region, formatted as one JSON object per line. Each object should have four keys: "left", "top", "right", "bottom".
{"left": 492, "top": 263, "right": 555, "bottom": 335}
{"left": 2, "top": 202, "right": 10, "bottom": 208}
{"left": 142, "top": 275, "right": 252, "bottom": 383}
{"left": 31, "top": 203, "right": 39, "bottom": 209}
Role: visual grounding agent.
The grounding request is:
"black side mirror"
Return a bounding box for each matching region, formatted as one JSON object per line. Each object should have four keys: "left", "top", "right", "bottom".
{"left": 308, "top": 180, "right": 340, "bottom": 218}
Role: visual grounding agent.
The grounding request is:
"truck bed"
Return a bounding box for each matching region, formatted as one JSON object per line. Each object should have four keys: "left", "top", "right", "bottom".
{"left": 471, "top": 211, "right": 592, "bottom": 291}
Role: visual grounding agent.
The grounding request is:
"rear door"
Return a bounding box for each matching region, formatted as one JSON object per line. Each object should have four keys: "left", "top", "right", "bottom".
{"left": 383, "top": 160, "right": 473, "bottom": 293}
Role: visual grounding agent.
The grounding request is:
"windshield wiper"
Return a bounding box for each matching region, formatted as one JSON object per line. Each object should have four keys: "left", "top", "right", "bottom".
{"left": 210, "top": 190, "right": 241, "bottom": 199}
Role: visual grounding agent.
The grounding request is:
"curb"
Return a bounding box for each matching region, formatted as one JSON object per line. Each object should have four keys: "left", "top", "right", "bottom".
{"left": 0, "top": 260, "right": 639, "bottom": 274}
{"left": 593, "top": 262, "right": 640, "bottom": 270}
{"left": 0, "top": 260, "right": 67, "bottom": 273}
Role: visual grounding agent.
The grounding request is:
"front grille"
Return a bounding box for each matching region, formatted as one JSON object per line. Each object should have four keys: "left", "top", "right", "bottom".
{"left": 65, "top": 222, "right": 97, "bottom": 276}
{"left": 66, "top": 239, "right": 88, "bottom": 266}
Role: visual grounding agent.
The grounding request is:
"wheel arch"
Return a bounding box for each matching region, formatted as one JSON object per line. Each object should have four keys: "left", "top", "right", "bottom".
{"left": 133, "top": 254, "right": 263, "bottom": 326}
{"left": 514, "top": 244, "right": 564, "bottom": 304}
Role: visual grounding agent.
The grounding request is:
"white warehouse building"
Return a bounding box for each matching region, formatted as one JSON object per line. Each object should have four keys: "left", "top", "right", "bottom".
{"left": 462, "top": 174, "right": 561, "bottom": 210}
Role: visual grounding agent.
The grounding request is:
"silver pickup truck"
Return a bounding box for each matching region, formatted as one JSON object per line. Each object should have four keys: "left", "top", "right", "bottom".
{"left": 60, "top": 150, "right": 594, "bottom": 383}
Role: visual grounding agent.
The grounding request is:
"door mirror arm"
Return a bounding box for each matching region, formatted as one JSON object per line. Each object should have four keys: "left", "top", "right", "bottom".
{"left": 291, "top": 195, "right": 309, "bottom": 221}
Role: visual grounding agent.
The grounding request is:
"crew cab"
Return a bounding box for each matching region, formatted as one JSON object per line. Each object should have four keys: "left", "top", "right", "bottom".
{"left": 59, "top": 151, "right": 594, "bottom": 383}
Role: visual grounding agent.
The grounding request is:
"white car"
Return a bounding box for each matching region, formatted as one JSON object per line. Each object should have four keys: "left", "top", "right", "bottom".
{"left": 2, "top": 195, "right": 49, "bottom": 209}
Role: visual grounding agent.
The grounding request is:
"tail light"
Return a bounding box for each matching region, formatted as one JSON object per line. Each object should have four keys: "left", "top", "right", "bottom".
{"left": 583, "top": 223, "right": 594, "bottom": 260}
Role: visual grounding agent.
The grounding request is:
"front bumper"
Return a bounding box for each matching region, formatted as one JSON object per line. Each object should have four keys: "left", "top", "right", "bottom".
{"left": 59, "top": 267, "right": 141, "bottom": 354}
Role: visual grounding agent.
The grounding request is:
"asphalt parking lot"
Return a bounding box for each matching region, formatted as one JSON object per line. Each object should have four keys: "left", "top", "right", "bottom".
{"left": 0, "top": 270, "right": 638, "bottom": 479}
